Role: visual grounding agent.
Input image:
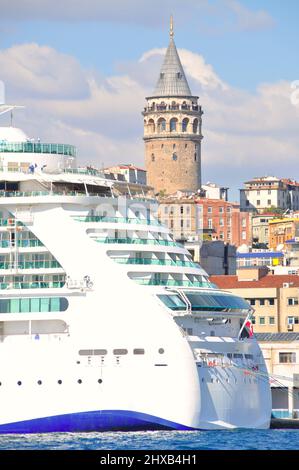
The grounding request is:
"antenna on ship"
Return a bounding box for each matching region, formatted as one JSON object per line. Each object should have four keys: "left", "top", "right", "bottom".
{"left": 0, "top": 86, "right": 25, "bottom": 126}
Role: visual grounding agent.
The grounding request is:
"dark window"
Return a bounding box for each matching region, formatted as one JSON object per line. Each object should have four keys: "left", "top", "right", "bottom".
{"left": 133, "top": 349, "right": 145, "bottom": 355}
{"left": 279, "top": 352, "right": 296, "bottom": 363}
{"left": 158, "top": 348, "right": 165, "bottom": 354}
{"left": 113, "top": 349, "right": 128, "bottom": 355}
{"left": 172, "top": 153, "right": 178, "bottom": 161}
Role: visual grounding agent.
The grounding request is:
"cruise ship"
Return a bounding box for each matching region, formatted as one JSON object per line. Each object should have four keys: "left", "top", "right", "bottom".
{"left": 0, "top": 104, "right": 271, "bottom": 432}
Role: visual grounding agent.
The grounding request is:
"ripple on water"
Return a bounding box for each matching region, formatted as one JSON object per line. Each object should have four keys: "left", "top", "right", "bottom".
{"left": 0, "top": 429, "right": 298, "bottom": 450}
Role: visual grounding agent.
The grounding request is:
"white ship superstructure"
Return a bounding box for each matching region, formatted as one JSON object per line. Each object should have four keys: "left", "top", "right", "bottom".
{"left": 0, "top": 111, "right": 271, "bottom": 432}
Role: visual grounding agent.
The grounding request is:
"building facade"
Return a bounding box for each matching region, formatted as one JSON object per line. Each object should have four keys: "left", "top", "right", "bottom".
{"left": 158, "top": 195, "right": 251, "bottom": 247}
{"left": 269, "top": 217, "right": 299, "bottom": 250}
{"left": 255, "top": 334, "right": 299, "bottom": 419}
{"left": 240, "top": 176, "right": 299, "bottom": 212}
{"left": 251, "top": 214, "right": 273, "bottom": 248}
{"left": 143, "top": 20, "right": 203, "bottom": 195}
{"left": 211, "top": 268, "right": 299, "bottom": 334}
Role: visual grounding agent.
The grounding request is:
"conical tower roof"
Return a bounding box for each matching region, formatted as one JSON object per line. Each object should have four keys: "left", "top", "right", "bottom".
{"left": 152, "top": 18, "right": 192, "bottom": 97}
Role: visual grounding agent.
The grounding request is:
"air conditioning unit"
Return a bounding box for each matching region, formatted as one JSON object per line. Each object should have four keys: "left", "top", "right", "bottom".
{"left": 288, "top": 317, "right": 295, "bottom": 325}
{"left": 288, "top": 324, "right": 294, "bottom": 331}
{"left": 283, "top": 283, "right": 290, "bottom": 288}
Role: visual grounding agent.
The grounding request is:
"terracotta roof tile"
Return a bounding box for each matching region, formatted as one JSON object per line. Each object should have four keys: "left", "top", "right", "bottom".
{"left": 210, "top": 274, "right": 299, "bottom": 289}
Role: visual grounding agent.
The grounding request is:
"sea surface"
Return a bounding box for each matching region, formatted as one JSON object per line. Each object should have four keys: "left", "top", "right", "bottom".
{"left": 0, "top": 429, "right": 298, "bottom": 450}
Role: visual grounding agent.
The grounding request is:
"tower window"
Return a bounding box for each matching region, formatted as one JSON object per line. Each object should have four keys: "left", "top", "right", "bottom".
{"left": 185, "top": 144, "right": 188, "bottom": 148}
{"left": 194, "top": 153, "right": 197, "bottom": 161}
{"left": 177, "top": 72, "right": 182, "bottom": 79}
{"left": 170, "top": 118, "right": 178, "bottom": 132}
{"left": 173, "top": 144, "right": 176, "bottom": 149}
{"left": 182, "top": 118, "right": 189, "bottom": 132}
{"left": 161, "top": 144, "right": 164, "bottom": 149}
{"left": 160, "top": 73, "right": 164, "bottom": 78}
{"left": 172, "top": 153, "right": 178, "bottom": 161}
{"left": 151, "top": 154, "right": 155, "bottom": 162}
{"left": 193, "top": 119, "right": 198, "bottom": 133}
{"left": 157, "top": 118, "right": 166, "bottom": 132}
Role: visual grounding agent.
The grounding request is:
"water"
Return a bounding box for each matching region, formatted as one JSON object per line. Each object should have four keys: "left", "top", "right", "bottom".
{"left": 0, "top": 429, "right": 298, "bottom": 450}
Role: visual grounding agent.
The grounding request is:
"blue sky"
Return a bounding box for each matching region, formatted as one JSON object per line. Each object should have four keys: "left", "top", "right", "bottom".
{"left": 0, "top": 0, "right": 298, "bottom": 201}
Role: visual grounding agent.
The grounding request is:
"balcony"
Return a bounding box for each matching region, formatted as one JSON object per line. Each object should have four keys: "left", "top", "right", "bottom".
{"left": 0, "top": 239, "right": 44, "bottom": 248}
{"left": 0, "top": 281, "right": 65, "bottom": 289}
{"left": 112, "top": 257, "right": 199, "bottom": 268}
{"left": 95, "top": 237, "right": 184, "bottom": 248}
{"left": 133, "top": 279, "right": 213, "bottom": 288}
{"left": 0, "top": 142, "right": 76, "bottom": 157}
{"left": 74, "top": 215, "right": 162, "bottom": 227}
{"left": 0, "top": 260, "right": 61, "bottom": 270}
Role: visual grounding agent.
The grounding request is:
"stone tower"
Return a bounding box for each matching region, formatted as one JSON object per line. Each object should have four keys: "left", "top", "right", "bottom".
{"left": 143, "top": 17, "right": 203, "bottom": 195}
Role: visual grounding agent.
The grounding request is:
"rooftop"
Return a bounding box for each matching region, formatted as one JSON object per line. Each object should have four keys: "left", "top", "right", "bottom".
{"left": 210, "top": 274, "right": 299, "bottom": 289}
{"left": 151, "top": 18, "right": 192, "bottom": 98}
{"left": 255, "top": 333, "right": 299, "bottom": 342}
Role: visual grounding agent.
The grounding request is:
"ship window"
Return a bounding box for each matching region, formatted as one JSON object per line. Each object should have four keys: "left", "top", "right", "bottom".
{"left": 158, "top": 348, "right": 165, "bottom": 354}
{"left": 113, "top": 349, "right": 128, "bottom": 355}
{"left": 94, "top": 349, "right": 108, "bottom": 355}
{"left": 98, "top": 379, "right": 103, "bottom": 384}
{"left": 233, "top": 353, "right": 243, "bottom": 359}
{"left": 157, "top": 294, "right": 186, "bottom": 311}
{"left": 184, "top": 292, "right": 251, "bottom": 313}
{"left": 57, "top": 380, "right": 62, "bottom": 384}
{"left": 0, "top": 297, "right": 69, "bottom": 313}
{"left": 227, "top": 353, "right": 232, "bottom": 358}
{"left": 133, "top": 348, "right": 145, "bottom": 355}
{"left": 77, "top": 379, "right": 82, "bottom": 384}
{"left": 17, "top": 381, "right": 22, "bottom": 386}
{"left": 79, "top": 349, "right": 93, "bottom": 356}
{"left": 37, "top": 380, "right": 42, "bottom": 385}
{"left": 245, "top": 354, "right": 253, "bottom": 359}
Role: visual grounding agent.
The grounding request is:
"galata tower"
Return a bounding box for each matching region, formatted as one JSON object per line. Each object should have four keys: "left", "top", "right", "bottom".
{"left": 143, "top": 17, "right": 203, "bottom": 195}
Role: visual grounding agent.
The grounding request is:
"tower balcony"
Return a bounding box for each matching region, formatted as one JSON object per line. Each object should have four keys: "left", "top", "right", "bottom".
{"left": 143, "top": 104, "right": 202, "bottom": 114}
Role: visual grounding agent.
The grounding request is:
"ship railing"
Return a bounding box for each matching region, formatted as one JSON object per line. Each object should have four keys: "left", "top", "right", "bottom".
{"left": 66, "top": 275, "right": 93, "bottom": 291}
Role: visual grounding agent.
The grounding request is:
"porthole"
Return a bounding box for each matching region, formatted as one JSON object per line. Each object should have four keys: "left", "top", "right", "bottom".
{"left": 58, "top": 380, "right": 62, "bottom": 385}
{"left": 0, "top": 382, "right": 2, "bottom": 386}
{"left": 17, "top": 381, "right": 22, "bottom": 386}
{"left": 77, "top": 379, "right": 82, "bottom": 384}
{"left": 37, "top": 380, "right": 42, "bottom": 385}
{"left": 98, "top": 379, "right": 103, "bottom": 384}
{"left": 158, "top": 348, "right": 165, "bottom": 354}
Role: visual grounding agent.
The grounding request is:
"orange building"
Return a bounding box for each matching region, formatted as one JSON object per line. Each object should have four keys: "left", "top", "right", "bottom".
{"left": 269, "top": 217, "right": 299, "bottom": 250}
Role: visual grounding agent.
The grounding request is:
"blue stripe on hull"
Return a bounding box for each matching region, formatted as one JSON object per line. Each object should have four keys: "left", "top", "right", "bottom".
{"left": 0, "top": 410, "right": 195, "bottom": 434}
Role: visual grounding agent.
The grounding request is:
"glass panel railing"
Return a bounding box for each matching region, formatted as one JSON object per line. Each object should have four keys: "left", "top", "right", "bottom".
{"left": 133, "top": 279, "right": 213, "bottom": 288}
{"left": 94, "top": 237, "right": 184, "bottom": 248}
{"left": 0, "top": 142, "right": 76, "bottom": 157}
{"left": 0, "top": 281, "right": 65, "bottom": 289}
{"left": 112, "top": 257, "right": 199, "bottom": 268}
{"left": 0, "top": 239, "right": 45, "bottom": 248}
{"left": 0, "top": 261, "right": 62, "bottom": 269}
{"left": 74, "top": 215, "right": 162, "bottom": 227}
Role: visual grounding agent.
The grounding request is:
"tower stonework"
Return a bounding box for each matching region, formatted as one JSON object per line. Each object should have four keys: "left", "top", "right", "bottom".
{"left": 143, "top": 19, "right": 203, "bottom": 195}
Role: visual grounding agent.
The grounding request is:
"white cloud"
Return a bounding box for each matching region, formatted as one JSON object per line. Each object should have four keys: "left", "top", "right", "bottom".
{"left": 0, "top": 41, "right": 298, "bottom": 195}
{"left": 0, "top": 43, "right": 89, "bottom": 99}
{"left": 224, "top": 0, "right": 275, "bottom": 32}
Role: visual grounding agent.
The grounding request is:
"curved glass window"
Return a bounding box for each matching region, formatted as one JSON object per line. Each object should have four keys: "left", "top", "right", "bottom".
{"left": 184, "top": 292, "right": 251, "bottom": 312}
{"left": 157, "top": 294, "right": 186, "bottom": 311}
{"left": 0, "top": 297, "right": 69, "bottom": 314}
{"left": 158, "top": 292, "right": 251, "bottom": 312}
